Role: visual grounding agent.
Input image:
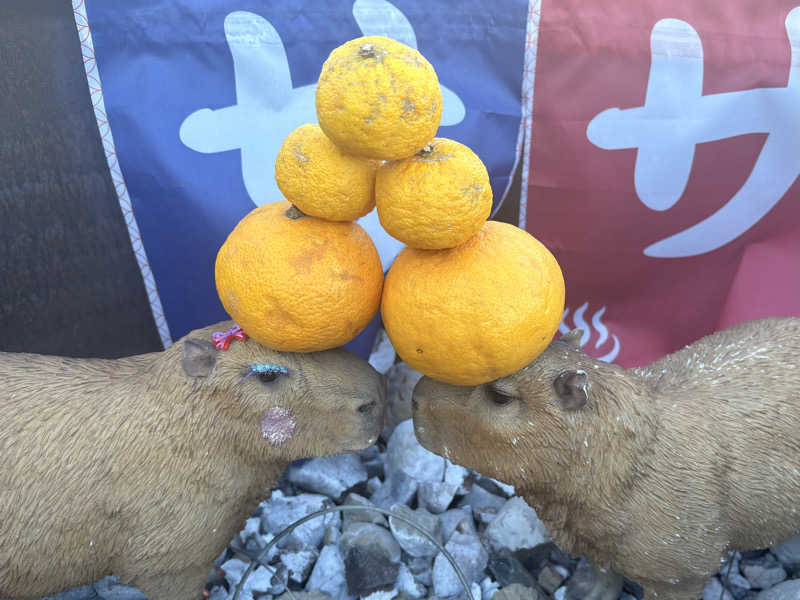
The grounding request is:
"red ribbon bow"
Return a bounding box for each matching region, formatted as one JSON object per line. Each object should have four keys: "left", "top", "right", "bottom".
{"left": 212, "top": 324, "right": 247, "bottom": 350}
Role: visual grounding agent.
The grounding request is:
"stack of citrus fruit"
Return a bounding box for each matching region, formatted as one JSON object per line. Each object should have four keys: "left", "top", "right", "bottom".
{"left": 215, "top": 35, "right": 565, "bottom": 384}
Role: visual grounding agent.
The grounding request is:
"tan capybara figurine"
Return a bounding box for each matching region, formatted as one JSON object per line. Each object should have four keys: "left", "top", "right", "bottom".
{"left": 413, "top": 317, "right": 800, "bottom": 600}
{"left": 0, "top": 321, "right": 386, "bottom": 600}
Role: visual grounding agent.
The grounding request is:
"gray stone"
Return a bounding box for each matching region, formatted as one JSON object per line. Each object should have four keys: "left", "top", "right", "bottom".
{"left": 480, "top": 577, "right": 501, "bottom": 600}
{"left": 342, "top": 492, "right": 388, "bottom": 528}
{"left": 432, "top": 531, "right": 489, "bottom": 598}
{"left": 260, "top": 490, "right": 340, "bottom": 549}
{"left": 238, "top": 516, "right": 262, "bottom": 544}
{"left": 367, "top": 475, "right": 383, "bottom": 496}
{"left": 564, "top": 559, "right": 623, "bottom": 600}
{"left": 772, "top": 535, "right": 800, "bottom": 571}
{"left": 389, "top": 504, "right": 444, "bottom": 558}
{"left": 703, "top": 577, "right": 735, "bottom": 600}
{"left": 253, "top": 563, "right": 288, "bottom": 595}
{"left": 386, "top": 419, "right": 445, "bottom": 483}
{"left": 439, "top": 507, "right": 475, "bottom": 542}
{"left": 485, "top": 497, "right": 549, "bottom": 552}
{"left": 554, "top": 586, "right": 567, "bottom": 600}
{"left": 43, "top": 585, "right": 99, "bottom": 600}
{"left": 383, "top": 365, "right": 424, "bottom": 439}
{"left": 221, "top": 557, "right": 250, "bottom": 589}
{"left": 458, "top": 485, "right": 507, "bottom": 525}
{"left": 418, "top": 480, "right": 460, "bottom": 514}
{"left": 359, "top": 444, "right": 382, "bottom": 461}
{"left": 755, "top": 579, "right": 800, "bottom": 600}
{"left": 288, "top": 454, "right": 368, "bottom": 500}
{"left": 741, "top": 554, "right": 788, "bottom": 589}
{"left": 220, "top": 558, "right": 286, "bottom": 597}
{"left": 206, "top": 585, "right": 229, "bottom": 600}
{"left": 472, "top": 581, "right": 485, "bottom": 600}
{"left": 370, "top": 471, "right": 419, "bottom": 510}
{"left": 324, "top": 525, "right": 342, "bottom": 546}
{"left": 445, "top": 461, "right": 471, "bottom": 494}
{"left": 344, "top": 545, "right": 400, "bottom": 597}
{"left": 493, "top": 583, "right": 545, "bottom": 600}
{"left": 340, "top": 521, "right": 403, "bottom": 564}
{"left": 277, "top": 592, "right": 334, "bottom": 600}
{"left": 488, "top": 478, "right": 516, "bottom": 498}
{"left": 281, "top": 548, "right": 319, "bottom": 583}
{"left": 243, "top": 531, "right": 279, "bottom": 561}
{"left": 363, "top": 457, "right": 386, "bottom": 481}
{"left": 722, "top": 552, "right": 752, "bottom": 599}
{"left": 306, "top": 544, "right": 353, "bottom": 600}
{"left": 619, "top": 594, "right": 638, "bottom": 600}
{"left": 369, "top": 328, "right": 397, "bottom": 374}
{"left": 396, "top": 563, "right": 427, "bottom": 599}
{"left": 93, "top": 576, "right": 146, "bottom": 600}
{"left": 487, "top": 548, "right": 537, "bottom": 588}
{"left": 362, "top": 591, "right": 399, "bottom": 600}
{"left": 538, "top": 564, "right": 567, "bottom": 594}
{"left": 406, "top": 554, "right": 434, "bottom": 586}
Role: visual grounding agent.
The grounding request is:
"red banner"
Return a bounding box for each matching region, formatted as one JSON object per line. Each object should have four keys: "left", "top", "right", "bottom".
{"left": 524, "top": 0, "right": 799, "bottom": 366}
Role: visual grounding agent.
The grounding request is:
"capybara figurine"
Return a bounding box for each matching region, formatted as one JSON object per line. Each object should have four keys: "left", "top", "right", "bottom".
{"left": 0, "top": 321, "right": 386, "bottom": 600}
{"left": 412, "top": 317, "right": 800, "bottom": 600}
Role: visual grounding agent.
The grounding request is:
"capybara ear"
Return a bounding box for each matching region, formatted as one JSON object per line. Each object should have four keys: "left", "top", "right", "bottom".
{"left": 553, "top": 370, "right": 588, "bottom": 410}
{"left": 560, "top": 329, "right": 583, "bottom": 349}
{"left": 181, "top": 339, "right": 219, "bottom": 378}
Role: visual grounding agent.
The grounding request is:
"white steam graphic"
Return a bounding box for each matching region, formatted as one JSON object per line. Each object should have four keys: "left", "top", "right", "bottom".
{"left": 559, "top": 303, "right": 620, "bottom": 363}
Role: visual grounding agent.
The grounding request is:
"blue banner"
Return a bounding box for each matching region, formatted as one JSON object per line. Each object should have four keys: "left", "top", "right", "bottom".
{"left": 84, "top": 0, "right": 528, "bottom": 355}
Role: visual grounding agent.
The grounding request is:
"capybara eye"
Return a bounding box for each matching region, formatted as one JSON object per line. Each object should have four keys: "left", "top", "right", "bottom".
{"left": 489, "top": 382, "right": 517, "bottom": 406}
{"left": 258, "top": 371, "right": 280, "bottom": 384}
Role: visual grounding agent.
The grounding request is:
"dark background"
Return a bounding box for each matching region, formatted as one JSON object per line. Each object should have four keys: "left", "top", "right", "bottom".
{"left": 0, "top": 0, "right": 522, "bottom": 359}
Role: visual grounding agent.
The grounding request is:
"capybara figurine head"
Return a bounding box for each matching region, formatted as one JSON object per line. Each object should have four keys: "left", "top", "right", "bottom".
{"left": 179, "top": 322, "right": 386, "bottom": 458}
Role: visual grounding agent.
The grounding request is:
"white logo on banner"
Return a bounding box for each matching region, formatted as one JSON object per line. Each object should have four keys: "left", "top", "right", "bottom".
{"left": 179, "top": 0, "right": 466, "bottom": 270}
{"left": 559, "top": 303, "right": 620, "bottom": 362}
{"left": 587, "top": 8, "right": 799, "bottom": 259}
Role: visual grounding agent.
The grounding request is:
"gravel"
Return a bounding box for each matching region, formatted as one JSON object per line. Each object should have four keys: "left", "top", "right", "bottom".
{"left": 485, "top": 496, "right": 550, "bottom": 552}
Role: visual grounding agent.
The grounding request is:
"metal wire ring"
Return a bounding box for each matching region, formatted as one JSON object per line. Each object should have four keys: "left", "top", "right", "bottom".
{"left": 232, "top": 504, "right": 475, "bottom": 600}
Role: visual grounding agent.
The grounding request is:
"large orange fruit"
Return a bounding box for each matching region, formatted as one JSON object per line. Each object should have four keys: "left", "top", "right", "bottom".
{"left": 316, "top": 36, "right": 442, "bottom": 160}
{"left": 376, "top": 138, "right": 492, "bottom": 249}
{"left": 215, "top": 201, "right": 384, "bottom": 352}
{"left": 275, "top": 124, "right": 379, "bottom": 222}
{"left": 381, "top": 221, "right": 565, "bottom": 385}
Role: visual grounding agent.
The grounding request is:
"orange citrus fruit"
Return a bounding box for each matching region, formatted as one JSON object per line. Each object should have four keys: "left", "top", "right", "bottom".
{"left": 316, "top": 36, "right": 442, "bottom": 160}
{"left": 381, "top": 221, "right": 565, "bottom": 385}
{"left": 275, "top": 124, "right": 379, "bottom": 222}
{"left": 215, "top": 201, "right": 384, "bottom": 352}
{"left": 376, "top": 138, "right": 493, "bottom": 249}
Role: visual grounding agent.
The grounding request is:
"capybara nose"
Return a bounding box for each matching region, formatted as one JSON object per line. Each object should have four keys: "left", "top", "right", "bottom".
{"left": 357, "top": 400, "right": 377, "bottom": 414}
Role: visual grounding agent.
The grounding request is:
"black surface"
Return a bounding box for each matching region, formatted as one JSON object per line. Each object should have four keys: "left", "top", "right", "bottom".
{"left": 0, "top": 1, "right": 162, "bottom": 358}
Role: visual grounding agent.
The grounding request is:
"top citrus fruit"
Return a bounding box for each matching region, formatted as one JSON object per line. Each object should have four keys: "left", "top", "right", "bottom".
{"left": 381, "top": 221, "right": 565, "bottom": 385}
{"left": 215, "top": 201, "right": 384, "bottom": 353}
{"left": 275, "top": 124, "right": 379, "bottom": 222}
{"left": 376, "top": 138, "right": 493, "bottom": 249}
{"left": 315, "top": 36, "right": 442, "bottom": 160}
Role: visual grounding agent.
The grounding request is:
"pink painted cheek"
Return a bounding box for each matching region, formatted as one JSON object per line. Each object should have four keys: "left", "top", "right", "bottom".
{"left": 261, "top": 406, "right": 296, "bottom": 446}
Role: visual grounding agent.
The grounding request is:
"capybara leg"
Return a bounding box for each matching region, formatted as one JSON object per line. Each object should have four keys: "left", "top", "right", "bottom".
{"left": 132, "top": 564, "right": 210, "bottom": 600}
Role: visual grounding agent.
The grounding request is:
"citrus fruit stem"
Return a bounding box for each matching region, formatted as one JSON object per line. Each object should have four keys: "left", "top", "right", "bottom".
{"left": 284, "top": 205, "right": 307, "bottom": 220}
